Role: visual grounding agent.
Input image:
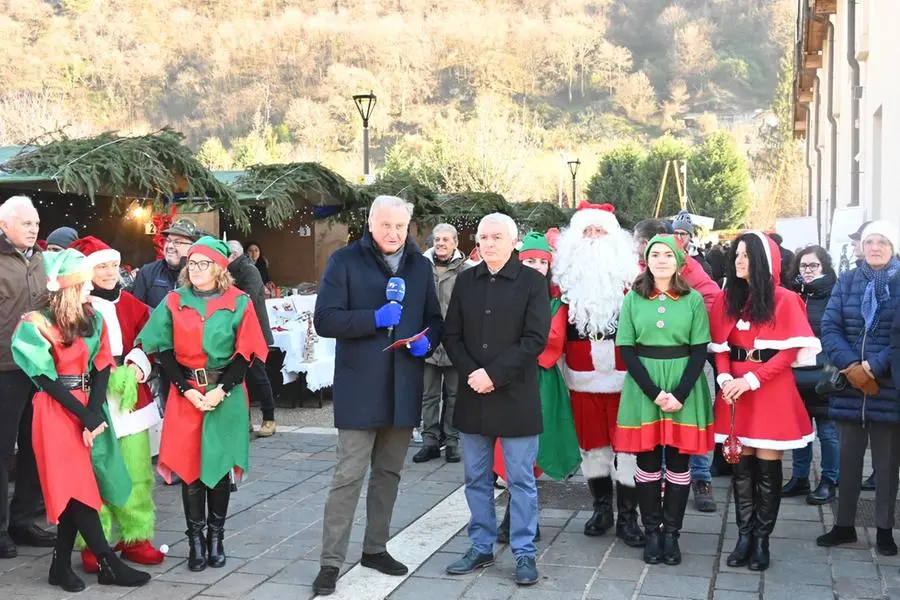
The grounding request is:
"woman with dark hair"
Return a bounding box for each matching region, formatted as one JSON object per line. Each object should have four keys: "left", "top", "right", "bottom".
{"left": 781, "top": 245, "right": 839, "bottom": 504}
{"left": 818, "top": 220, "right": 900, "bottom": 555}
{"left": 245, "top": 241, "right": 271, "bottom": 284}
{"left": 11, "top": 249, "right": 150, "bottom": 591}
{"left": 496, "top": 232, "right": 581, "bottom": 543}
{"left": 615, "top": 235, "right": 713, "bottom": 566}
{"left": 710, "top": 232, "right": 819, "bottom": 571}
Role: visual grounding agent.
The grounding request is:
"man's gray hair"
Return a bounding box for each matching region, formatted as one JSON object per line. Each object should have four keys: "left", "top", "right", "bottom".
{"left": 432, "top": 223, "right": 458, "bottom": 241}
{"left": 477, "top": 213, "right": 518, "bottom": 241}
{"left": 227, "top": 240, "right": 244, "bottom": 257}
{"left": 0, "top": 195, "right": 36, "bottom": 222}
{"left": 368, "top": 195, "right": 414, "bottom": 222}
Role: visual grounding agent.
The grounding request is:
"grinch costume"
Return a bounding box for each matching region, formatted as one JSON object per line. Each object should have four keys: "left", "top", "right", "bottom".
{"left": 614, "top": 235, "right": 714, "bottom": 565}
{"left": 11, "top": 249, "right": 150, "bottom": 592}
{"left": 137, "top": 236, "right": 268, "bottom": 572}
{"left": 67, "top": 236, "right": 164, "bottom": 572}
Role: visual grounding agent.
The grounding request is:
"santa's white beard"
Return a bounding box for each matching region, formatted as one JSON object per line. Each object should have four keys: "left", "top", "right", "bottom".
{"left": 552, "top": 228, "right": 639, "bottom": 338}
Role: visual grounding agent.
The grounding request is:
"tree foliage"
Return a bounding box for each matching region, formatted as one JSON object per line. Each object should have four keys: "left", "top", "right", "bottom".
{"left": 687, "top": 131, "right": 751, "bottom": 228}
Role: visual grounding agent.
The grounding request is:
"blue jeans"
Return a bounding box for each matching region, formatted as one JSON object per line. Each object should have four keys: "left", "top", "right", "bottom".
{"left": 792, "top": 418, "right": 839, "bottom": 482}
{"left": 459, "top": 433, "right": 538, "bottom": 558}
{"left": 689, "top": 453, "right": 711, "bottom": 482}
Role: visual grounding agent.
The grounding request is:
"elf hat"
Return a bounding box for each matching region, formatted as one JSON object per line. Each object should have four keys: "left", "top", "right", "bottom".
{"left": 68, "top": 236, "right": 121, "bottom": 267}
{"left": 568, "top": 201, "right": 621, "bottom": 236}
{"left": 44, "top": 248, "right": 92, "bottom": 292}
{"left": 518, "top": 231, "right": 552, "bottom": 262}
{"left": 188, "top": 236, "right": 230, "bottom": 269}
{"left": 644, "top": 234, "right": 686, "bottom": 268}
{"left": 860, "top": 220, "right": 899, "bottom": 254}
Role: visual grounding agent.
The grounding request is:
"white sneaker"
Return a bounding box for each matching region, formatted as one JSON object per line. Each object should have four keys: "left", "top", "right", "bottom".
{"left": 412, "top": 428, "right": 423, "bottom": 444}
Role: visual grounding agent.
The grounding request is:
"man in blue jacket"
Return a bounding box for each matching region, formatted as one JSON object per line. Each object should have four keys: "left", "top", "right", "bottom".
{"left": 312, "top": 195, "right": 443, "bottom": 596}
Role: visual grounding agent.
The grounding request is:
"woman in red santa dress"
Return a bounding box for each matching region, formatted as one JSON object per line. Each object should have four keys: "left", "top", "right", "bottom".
{"left": 68, "top": 236, "right": 165, "bottom": 572}
{"left": 552, "top": 201, "right": 644, "bottom": 548}
{"left": 710, "top": 232, "right": 819, "bottom": 572}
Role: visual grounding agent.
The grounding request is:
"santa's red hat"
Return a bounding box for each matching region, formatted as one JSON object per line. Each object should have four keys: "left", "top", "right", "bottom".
{"left": 568, "top": 201, "right": 621, "bottom": 235}
{"left": 68, "top": 236, "right": 121, "bottom": 267}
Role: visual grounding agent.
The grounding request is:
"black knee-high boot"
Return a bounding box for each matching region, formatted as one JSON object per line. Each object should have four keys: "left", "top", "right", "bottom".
{"left": 635, "top": 480, "right": 663, "bottom": 564}
{"left": 662, "top": 480, "right": 691, "bottom": 566}
{"left": 182, "top": 481, "right": 208, "bottom": 572}
{"left": 726, "top": 455, "right": 757, "bottom": 568}
{"left": 207, "top": 476, "right": 231, "bottom": 568}
{"left": 750, "top": 459, "right": 782, "bottom": 571}
{"left": 584, "top": 477, "right": 614, "bottom": 536}
{"left": 49, "top": 508, "right": 85, "bottom": 592}
{"left": 615, "top": 483, "right": 646, "bottom": 547}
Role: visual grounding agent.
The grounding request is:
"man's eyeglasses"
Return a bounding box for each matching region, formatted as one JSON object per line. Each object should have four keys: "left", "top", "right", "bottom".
{"left": 165, "top": 238, "right": 193, "bottom": 248}
{"left": 187, "top": 260, "right": 213, "bottom": 272}
{"left": 673, "top": 231, "right": 691, "bottom": 239}
{"left": 799, "top": 262, "right": 821, "bottom": 271}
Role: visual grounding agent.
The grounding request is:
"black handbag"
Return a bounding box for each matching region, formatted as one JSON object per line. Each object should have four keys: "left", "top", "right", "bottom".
{"left": 815, "top": 363, "right": 847, "bottom": 396}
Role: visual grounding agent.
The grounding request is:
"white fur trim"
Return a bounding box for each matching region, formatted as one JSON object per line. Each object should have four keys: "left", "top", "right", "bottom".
{"left": 714, "top": 431, "right": 816, "bottom": 451}
{"left": 90, "top": 297, "right": 123, "bottom": 356}
{"left": 568, "top": 208, "right": 621, "bottom": 235}
{"left": 736, "top": 319, "right": 751, "bottom": 331}
{"left": 753, "top": 336, "right": 821, "bottom": 368}
{"left": 743, "top": 372, "right": 761, "bottom": 391}
{"left": 86, "top": 248, "right": 121, "bottom": 267}
{"left": 112, "top": 403, "right": 162, "bottom": 438}
{"left": 615, "top": 452, "right": 638, "bottom": 487}
{"left": 716, "top": 373, "right": 734, "bottom": 387}
{"left": 749, "top": 231, "right": 773, "bottom": 275}
{"left": 708, "top": 342, "right": 730, "bottom": 353}
{"left": 580, "top": 446, "right": 614, "bottom": 479}
{"left": 564, "top": 366, "right": 626, "bottom": 393}
{"left": 124, "top": 348, "right": 152, "bottom": 382}
{"left": 590, "top": 339, "right": 617, "bottom": 373}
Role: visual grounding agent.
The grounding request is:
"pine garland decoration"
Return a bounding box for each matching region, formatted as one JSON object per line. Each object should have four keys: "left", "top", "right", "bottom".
{"left": 232, "top": 162, "right": 359, "bottom": 227}
{"left": 511, "top": 202, "right": 570, "bottom": 232}
{"left": 1, "top": 128, "right": 247, "bottom": 228}
{"left": 330, "top": 172, "right": 442, "bottom": 227}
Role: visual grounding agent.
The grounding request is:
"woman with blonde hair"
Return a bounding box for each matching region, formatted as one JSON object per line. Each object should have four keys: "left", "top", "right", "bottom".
{"left": 138, "top": 236, "right": 268, "bottom": 573}
{"left": 11, "top": 249, "right": 150, "bottom": 592}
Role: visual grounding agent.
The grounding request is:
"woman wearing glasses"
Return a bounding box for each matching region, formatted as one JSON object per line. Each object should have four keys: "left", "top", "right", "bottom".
{"left": 137, "top": 237, "right": 268, "bottom": 572}
{"left": 781, "top": 246, "right": 839, "bottom": 504}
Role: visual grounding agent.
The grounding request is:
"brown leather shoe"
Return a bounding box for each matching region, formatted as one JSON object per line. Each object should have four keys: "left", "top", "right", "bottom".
{"left": 257, "top": 420, "right": 277, "bottom": 437}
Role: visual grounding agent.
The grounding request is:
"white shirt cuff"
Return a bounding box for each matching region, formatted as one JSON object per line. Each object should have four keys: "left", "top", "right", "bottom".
{"left": 716, "top": 373, "right": 734, "bottom": 387}
{"left": 124, "top": 348, "right": 152, "bottom": 383}
{"left": 743, "top": 371, "right": 761, "bottom": 391}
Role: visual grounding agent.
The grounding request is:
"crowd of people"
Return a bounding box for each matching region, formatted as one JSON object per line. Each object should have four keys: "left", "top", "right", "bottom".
{"left": 1, "top": 190, "right": 899, "bottom": 595}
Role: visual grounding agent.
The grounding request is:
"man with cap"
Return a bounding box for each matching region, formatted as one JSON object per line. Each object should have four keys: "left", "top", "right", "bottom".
{"left": 0, "top": 195, "right": 56, "bottom": 557}
{"left": 68, "top": 236, "right": 165, "bottom": 572}
{"left": 131, "top": 218, "right": 201, "bottom": 309}
{"left": 45, "top": 226, "right": 79, "bottom": 252}
{"left": 672, "top": 211, "right": 712, "bottom": 277}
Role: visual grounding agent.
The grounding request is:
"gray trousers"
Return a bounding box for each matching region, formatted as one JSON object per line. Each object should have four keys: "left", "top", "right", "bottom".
{"left": 421, "top": 363, "right": 459, "bottom": 449}
{"left": 320, "top": 427, "right": 412, "bottom": 568}
{"left": 836, "top": 421, "right": 900, "bottom": 529}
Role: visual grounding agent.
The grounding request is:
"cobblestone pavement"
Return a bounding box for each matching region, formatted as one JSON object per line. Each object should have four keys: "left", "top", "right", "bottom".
{"left": 3, "top": 428, "right": 899, "bottom": 599}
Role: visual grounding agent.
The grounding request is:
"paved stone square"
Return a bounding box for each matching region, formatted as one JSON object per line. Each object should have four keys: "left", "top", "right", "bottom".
{"left": 2, "top": 427, "right": 898, "bottom": 599}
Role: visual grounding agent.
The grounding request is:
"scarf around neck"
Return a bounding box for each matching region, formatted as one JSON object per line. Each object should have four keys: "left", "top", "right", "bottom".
{"left": 860, "top": 256, "right": 900, "bottom": 332}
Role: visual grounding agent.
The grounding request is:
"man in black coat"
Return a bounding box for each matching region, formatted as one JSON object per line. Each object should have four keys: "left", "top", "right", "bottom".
{"left": 442, "top": 213, "right": 550, "bottom": 587}
{"left": 311, "top": 195, "right": 443, "bottom": 596}
{"left": 227, "top": 240, "right": 277, "bottom": 436}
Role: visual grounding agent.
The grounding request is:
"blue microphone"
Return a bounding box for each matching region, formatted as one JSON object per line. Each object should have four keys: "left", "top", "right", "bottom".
{"left": 385, "top": 277, "right": 406, "bottom": 335}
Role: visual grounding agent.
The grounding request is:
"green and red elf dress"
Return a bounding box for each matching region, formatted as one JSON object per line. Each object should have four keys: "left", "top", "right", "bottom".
{"left": 614, "top": 237, "right": 714, "bottom": 455}
{"left": 137, "top": 273, "right": 268, "bottom": 488}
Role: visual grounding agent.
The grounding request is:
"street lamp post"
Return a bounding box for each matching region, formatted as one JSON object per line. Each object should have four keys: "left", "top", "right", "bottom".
{"left": 567, "top": 158, "right": 581, "bottom": 208}
{"left": 352, "top": 91, "right": 377, "bottom": 175}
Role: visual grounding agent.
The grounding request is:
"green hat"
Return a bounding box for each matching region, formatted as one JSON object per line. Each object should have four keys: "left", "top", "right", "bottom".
{"left": 518, "top": 231, "right": 552, "bottom": 262}
{"left": 188, "top": 236, "right": 230, "bottom": 269}
{"left": 44, "top": 248, "right": 92, "bottom": 292}
{"left": 643, "top": 234, "right": 685, "bottom": 268}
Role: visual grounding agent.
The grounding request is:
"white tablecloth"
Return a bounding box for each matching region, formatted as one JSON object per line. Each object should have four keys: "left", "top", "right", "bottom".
{"left": 267, "top": 295, "right": 335, "bottom": 392}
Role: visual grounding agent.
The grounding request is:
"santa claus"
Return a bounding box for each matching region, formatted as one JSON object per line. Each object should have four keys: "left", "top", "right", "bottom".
{"left": 552, "top": 201, "right": 644, "bottom": 547}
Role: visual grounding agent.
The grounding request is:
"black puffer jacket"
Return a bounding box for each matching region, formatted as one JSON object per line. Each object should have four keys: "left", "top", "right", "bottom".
{"left": 792, "top": 273, "right": 836, "bottom": 418}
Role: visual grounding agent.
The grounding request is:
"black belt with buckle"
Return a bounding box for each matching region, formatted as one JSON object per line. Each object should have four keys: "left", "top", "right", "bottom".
{"left": 730, "top": 346, "right": 778, "bottom": 363}
{"left": 180, "top": 366, "right": 226, "bottom": 387}
{"left": 635, "top": 344, "right": 691, "bottom": 359}
{"left": 58, "top": 374, "right": 91, "bottom": 391}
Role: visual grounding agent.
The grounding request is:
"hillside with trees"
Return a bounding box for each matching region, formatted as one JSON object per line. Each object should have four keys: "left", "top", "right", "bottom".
{"left": 0, "top": 0, "right": 800, "bottom": 224}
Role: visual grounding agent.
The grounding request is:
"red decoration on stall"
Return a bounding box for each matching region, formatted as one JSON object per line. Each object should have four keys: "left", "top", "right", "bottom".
{"left": 151, "top": 205, "right": 177, "bottom": 259}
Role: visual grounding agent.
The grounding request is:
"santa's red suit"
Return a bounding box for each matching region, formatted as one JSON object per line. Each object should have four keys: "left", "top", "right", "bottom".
{"left": 553, "top": 202, "right": 644, "bottom": 546}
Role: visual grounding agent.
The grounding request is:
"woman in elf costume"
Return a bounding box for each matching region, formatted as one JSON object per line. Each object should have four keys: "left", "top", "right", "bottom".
{"left": 614, "top": 235, "right": 713, "bottom": 566}
{"left": 68, "top": 236, "right": 165, "bottom": 572}
{"left": 496, "top": 231, "right": 582, "bottom": 543}
{"left": 137, "top": 236, "right": 267, "bottom": 572}
{"left": 11, "top": 249, "right": 151, "bottom": 592}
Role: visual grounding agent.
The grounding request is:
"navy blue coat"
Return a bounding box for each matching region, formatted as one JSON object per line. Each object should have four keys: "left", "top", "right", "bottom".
{"left": 314, "top": 231, "right": 443, "bottom": 429}
{"left": 820, "top": 267, "right": 900, "bottom": 423}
